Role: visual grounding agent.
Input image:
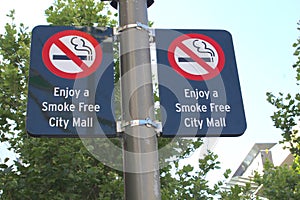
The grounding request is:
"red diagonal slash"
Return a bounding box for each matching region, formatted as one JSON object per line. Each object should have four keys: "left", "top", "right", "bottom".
{"left": 54, "top": 39, "right": 90, "bottom": 71}
{"left": 177, "top": 42, "right": 216, "bottom": 74}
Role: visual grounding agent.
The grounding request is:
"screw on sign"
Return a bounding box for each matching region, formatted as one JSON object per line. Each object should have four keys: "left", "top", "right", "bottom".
{"left": 168, "top": 33, "right": 225, "bottom": 81}
{"left": 42, "top": 30, "right": 102, "bottom": 79}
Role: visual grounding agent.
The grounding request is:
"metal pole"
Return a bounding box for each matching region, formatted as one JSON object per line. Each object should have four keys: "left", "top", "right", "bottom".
{"left": 118, "top": 0, "right": 161, "bottom": 199}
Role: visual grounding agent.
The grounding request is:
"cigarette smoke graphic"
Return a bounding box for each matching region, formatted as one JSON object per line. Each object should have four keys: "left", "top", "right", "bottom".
{"left": 71, "top": 37, "right": 93, "bottom": 61}
{"left": 193, "top": 40, "right": 215, "bottom": 60}
{"left": 178, "top": 40, "right": 216, "bottom": 63}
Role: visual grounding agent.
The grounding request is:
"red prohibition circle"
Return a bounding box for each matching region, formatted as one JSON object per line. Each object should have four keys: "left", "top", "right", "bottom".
{"left": 42, "top": 30, "right": 102, "bottom": 79}
{"left": 168, "top": 33, "right": 225, "bottom": 81}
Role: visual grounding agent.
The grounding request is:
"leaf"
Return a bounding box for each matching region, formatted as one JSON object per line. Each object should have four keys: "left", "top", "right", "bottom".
{"left": 292, "top": 42, "right": 298, "bottom": 47}
{"left": 4, "top": 157, "right": 9, "bottom": 163}
{"left": 0, "top": 163, "right": 8, "bottom": 169}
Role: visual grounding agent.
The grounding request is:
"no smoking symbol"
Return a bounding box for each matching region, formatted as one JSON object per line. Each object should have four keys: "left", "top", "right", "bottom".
{"left": 168, "top": 33, "right": 225, "bottom": 81}
{"left": 42, "top": 30, "right": 102, "bottom": 79}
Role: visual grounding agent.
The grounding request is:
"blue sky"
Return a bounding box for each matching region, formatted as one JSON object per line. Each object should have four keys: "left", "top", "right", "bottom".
{"left": 1, "top": 0, "right": 300, "bottom": 183}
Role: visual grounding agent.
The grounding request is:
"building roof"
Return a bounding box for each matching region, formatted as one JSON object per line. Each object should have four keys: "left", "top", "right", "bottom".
{"left": 232, "top": 143, "right": 276, "bottom": 177}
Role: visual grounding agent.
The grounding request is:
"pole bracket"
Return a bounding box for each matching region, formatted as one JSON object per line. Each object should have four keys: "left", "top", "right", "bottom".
{"left": 116, "top": 118, "right": 162, "bottom": 134}
{"left": 113, "top": 22, "right": 154, "bottom": 42}
{"left": 116, "top": 21, "right": 150, "bottom": 33}
{"left": 125, "top": 117, "right": 158, "bottom": 128}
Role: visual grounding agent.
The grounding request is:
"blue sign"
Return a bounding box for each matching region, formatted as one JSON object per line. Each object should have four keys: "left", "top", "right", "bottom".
{"left": 156, "top": 29, "right": 246, "bottom": 137}
{"left": 26, "top": 26, "right": 116, "bottom": 137}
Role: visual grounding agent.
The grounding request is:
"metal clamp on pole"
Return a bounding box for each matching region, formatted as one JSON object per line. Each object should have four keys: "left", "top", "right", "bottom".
{"left": 125, "top": 117, "right": 158, "bottom": 128}
{"left": 113, "top": 22, "right": 154, "bottom": 42}
{"left": 116, "top": 21, "right": 150, "bottom": 33}
{"left": 116, "top": 118, "right": 162, "bottom": 134}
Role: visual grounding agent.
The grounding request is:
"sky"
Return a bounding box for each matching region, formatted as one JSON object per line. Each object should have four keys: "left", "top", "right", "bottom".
{"left": 0, "top": 0, "right": 300, "bottom": 184}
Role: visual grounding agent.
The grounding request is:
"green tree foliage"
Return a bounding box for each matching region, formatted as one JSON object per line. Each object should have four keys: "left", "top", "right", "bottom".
{"left": 160, "top": 143, "right": 230, "bottom": 200}
{"left": 251, "top": 21, "right": 300, "bottom": 200}
{"left": 253, "top": 161, "right": 300, "bottom": 200}
{"left": 0, "top": 0, "right": 228, "bottom": 199}
{"left": 266, "top": 21, "right": 300, "bottom": 156}
{"left": 0, "top": 1, "right": 122, "bottom": 199}
{"left": 0, "top": 10, "right": 29, "bottom": 145}
{"left": 219, "top": 184, "right": 253, "bottom": 200}
{"left": 45, "top": 0, "right": 117, "bottom": 27}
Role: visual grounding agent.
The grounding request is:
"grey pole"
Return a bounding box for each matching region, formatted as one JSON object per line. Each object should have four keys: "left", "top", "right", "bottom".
{"left": 118, "top": 0, "right": 161, "bottom": 199}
